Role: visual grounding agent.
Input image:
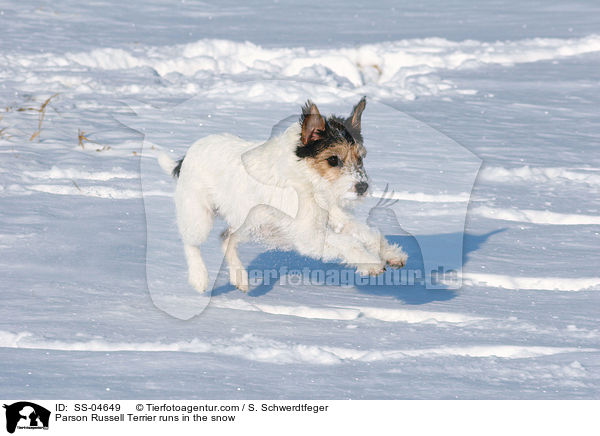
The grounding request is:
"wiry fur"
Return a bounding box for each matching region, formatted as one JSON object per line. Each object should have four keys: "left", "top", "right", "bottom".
{"left": 164, "top": 98, "right": 407, "bottom": 293}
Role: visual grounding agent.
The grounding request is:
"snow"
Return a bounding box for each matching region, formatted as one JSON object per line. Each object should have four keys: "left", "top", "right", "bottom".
{"left": 1, "top": 0, "right": 600, "bottom": 399}
{"left": 472, "top": 206, "right": 600, "bottom": 225}
{"left": 479, "top": 165, "right": 600, "bottom": 186}
{"left": 1, "top": 330, "right": 592, "bottom": 366}
{"left": 459, "top": 273, "right": 600, "bottom": 292}
{"left": 4, "top": 34, "right": 600, "bottom": 101}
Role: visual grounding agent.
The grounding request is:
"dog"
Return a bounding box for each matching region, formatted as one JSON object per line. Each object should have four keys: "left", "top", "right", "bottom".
{"left": 159, "top": 97, "right": 407, "bottom": 293}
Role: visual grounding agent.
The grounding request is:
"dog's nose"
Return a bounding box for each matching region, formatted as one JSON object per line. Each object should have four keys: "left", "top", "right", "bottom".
{"left": 355, "top": 182, "right": 368, "bottom": 195}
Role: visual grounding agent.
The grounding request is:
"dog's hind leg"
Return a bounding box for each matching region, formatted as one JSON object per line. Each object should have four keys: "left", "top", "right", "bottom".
{"left": 183, "top": 244, "right": 209, "bottom": 293}
{"left": 221, "top": 204, "right": 296, "bottom": 293}
{"left": 221, "top": 228, "right": 249, "bottom": 293}
{"left": 176, "top": 185, "right": 214, "bottom": 293}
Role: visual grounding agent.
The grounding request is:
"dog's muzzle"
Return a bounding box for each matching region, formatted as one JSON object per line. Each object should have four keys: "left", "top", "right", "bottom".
{"left": 355, "top": 182, "right": 369, "bottom": 196}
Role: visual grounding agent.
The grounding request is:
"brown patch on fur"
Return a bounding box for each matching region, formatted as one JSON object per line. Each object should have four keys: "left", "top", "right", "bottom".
{"left": 349, "top": 97, "right": 366, "bottom": 129}
{"left": 307, "top": 141, "right": 365, "bottom": 181}
{"left": 301, "top": 103, "right": 325, "bottom": 145}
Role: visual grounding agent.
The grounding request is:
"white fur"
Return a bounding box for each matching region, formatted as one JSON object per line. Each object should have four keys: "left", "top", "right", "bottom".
{"left": 164, "top": 122, "right": 407, "bottom": 293}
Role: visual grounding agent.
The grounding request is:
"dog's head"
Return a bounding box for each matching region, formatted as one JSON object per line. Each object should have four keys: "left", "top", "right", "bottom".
{"left": 296, "top": 98, "right": 369, "bottom": 200}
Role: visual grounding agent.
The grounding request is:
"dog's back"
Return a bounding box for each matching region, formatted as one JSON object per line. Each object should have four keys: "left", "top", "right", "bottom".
{"left": 176, "top": 128, "right": 301, "bottom": 231}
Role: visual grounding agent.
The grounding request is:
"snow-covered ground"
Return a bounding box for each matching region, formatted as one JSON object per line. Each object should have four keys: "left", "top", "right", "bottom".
{"left": 1, "top": 0, "right": 599, "bottom": 399}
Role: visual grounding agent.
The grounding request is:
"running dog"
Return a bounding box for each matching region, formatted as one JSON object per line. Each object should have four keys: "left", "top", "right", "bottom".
{"left": 160, "top": 98, "right": 407, "bottom": 292}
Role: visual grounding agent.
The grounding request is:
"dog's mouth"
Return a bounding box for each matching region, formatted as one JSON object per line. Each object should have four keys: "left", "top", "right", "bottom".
{"left": 341, "top": 180, "right": 370, "bottom": 200}
{"left": 343, "top": 190, "right": 369, "bottom": 201}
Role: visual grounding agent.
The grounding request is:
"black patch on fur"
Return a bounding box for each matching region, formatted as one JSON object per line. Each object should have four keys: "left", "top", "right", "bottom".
{"left": 172, "top": 156, "right": 185, "bottom": 178}
{"left": 220, "top": 228, "right": 230, "bottom": 240}
{"left": 296, "top": 117, "right": 361, "bottom": 159}
{"left": 332, "top": 116, "right": 363, "bottom": 145}
{"left": 295, "top": 103, "right": 363, "bottom": 159}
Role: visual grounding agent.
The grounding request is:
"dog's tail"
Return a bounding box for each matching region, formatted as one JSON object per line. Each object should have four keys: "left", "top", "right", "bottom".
{"left": 158, "top": 152, "right": 184, "bottom": 178}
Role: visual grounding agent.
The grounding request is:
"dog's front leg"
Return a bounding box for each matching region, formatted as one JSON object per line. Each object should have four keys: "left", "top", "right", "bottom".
{"left": 378, "top": 236, "right": 408, "bottom": 268}
{"left": 329, "top": 207, "right": 407, "bottom": 268}
{"left": 321, "top": 230, "right": 386, "bottom": 276}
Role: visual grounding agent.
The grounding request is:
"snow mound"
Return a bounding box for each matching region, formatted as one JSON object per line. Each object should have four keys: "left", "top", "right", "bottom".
{"left": 23, "top": 167, "right": 139, "bottom": 181}
{"left": 371, "top": 189, "right": 471, "bottom": 203}
{"left": 211, "top": 299, "right": 485, "bottom": 324}
{"left": 472, "top": 206, "right": 600, "bottom": 225}
{"left": 461, "top": 273, "right": 600, "bottom": 292}
{"left": 480, "top": 166, "right": 600, "bottom": 186}
{"left": 6, "top": 34, "right": 600, "bottom": 100}
{"left": 2, "top": 331, "right": 594, "bottom": 366}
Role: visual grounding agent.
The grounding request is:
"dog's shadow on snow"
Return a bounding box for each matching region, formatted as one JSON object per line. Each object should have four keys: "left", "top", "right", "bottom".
{"left": 211, "top": 228, "right": 505, "bottom": 305}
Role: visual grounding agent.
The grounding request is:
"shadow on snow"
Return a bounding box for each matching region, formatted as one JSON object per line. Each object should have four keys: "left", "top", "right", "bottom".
{"left": 211, "top": 228, "right": 505, "bottom": 305}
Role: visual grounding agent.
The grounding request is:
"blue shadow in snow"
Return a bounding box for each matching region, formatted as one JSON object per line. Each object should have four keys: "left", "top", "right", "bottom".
{"left": 211, "top": 228, "right": 505, "bottom": 305}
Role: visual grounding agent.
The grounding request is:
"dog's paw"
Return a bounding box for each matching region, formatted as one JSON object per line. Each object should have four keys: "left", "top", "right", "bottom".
{"left": 386, "top": 253, "right": 407, "bottom": 269}
{"left": 188, "top": 271, "right": 209, "bottom": 293}
{"left": 382, "top": 243, "right": 408, "bottom": 269}
{"left": 356, "top": 263, "right": 386, "bottom": 276}
{"left": 230, "top": 268, "right": 249, "bottom": 293}
{"left": 386, "top": 258, "right": 406, "bottom": 268}
{"left": 236, "top": 282, "right": 249, "bottom": 293}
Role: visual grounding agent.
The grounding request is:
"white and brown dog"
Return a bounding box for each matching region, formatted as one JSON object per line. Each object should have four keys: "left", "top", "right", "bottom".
{"left": 160, "top": 98, "right": 407, "bottom": 293}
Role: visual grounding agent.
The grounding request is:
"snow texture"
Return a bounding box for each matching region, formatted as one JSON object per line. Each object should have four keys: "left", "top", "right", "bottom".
{"left": 1, "top": 0, "right": 599, "bottom": 399}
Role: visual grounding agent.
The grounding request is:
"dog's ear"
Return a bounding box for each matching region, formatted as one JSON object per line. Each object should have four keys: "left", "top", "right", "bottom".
{"left": 300, "top": 100, "right": 326, "bottom": 145}
{"left": 348, "top": 96, "right": 366, "bottom": 130}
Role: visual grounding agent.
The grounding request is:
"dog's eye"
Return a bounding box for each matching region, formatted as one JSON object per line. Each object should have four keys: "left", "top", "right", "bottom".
{"left": 327, "top": 156, "right": 341, "bottom": 167}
